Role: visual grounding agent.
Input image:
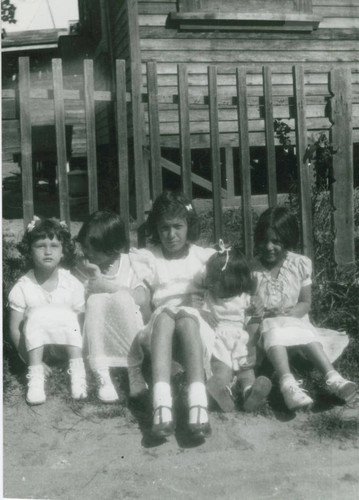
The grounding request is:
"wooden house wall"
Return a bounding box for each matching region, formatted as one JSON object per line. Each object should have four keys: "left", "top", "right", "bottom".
{"left": 134, "top": 0, "right": 359, "bottom": 148}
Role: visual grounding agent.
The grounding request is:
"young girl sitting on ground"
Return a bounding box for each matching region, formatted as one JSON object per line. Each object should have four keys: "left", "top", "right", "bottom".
{"left": 76, "top": 210, "right": 149, "bottom": 403}
{"left": 251, "top": 206, "right": 357, "bottom": 411}
{"left": 129, "top": 190, "right": 216, "bottom": 440}
{"left": 8, "top": 217, "right": 87, "bottom": 405}
{"left": 204, "top": 241, "right": 272, "bottom": 413}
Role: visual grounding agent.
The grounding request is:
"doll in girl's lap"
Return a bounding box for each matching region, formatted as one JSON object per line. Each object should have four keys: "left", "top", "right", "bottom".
{"left": 8, "top": 217, "right": 87, "bottom": 405}
{"left": 251, "top": 206, "right": 357, "bottom": 411}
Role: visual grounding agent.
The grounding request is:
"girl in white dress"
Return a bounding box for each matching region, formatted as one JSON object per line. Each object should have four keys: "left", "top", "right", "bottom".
{"left": 203, "top": 242, "right": 272, "bottom": 413}
{"left": 8, "top": 217, "right": 87, "bottom": 405}
{"left": 251, "top": 206, "right": 357, "bottom": 411}
{"left": 129, "top": 191, "right": 216, "bottom": 440}
{"left": 76, "top": 211, "right": 149, "bottom": 403}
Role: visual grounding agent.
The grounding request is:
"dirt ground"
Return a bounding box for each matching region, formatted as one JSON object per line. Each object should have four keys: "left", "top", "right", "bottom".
{"left": 3, "top": 377, "right": 359, "bottom": 500}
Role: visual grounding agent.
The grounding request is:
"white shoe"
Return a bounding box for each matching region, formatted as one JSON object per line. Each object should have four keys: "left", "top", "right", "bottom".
{"left": 68, "top": 359, "right": 88, "bottom": 400}
{"left": 26, "top": 365, "right": 46, "bottom": 405}
{"left": 326, "top": 373, "right": 357, "bottom": 403}
{"left": 281, "top": 379, "right": 313, "bottom": 411}
{"left": 95, "top": 369, "right": 119, "bottom": 403}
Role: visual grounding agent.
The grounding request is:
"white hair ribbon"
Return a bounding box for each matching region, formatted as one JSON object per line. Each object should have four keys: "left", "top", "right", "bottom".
{"left": 218, "top": 239, "right": 232, "bottom": 271}
{"left": 27, "top": 215, "right": 40, "bottom": 232}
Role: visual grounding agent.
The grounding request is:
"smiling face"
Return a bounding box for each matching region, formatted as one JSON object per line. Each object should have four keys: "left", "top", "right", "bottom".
{"left": 157, "top": 216, "right": 188, "bottom": 258}
{"left": 31, "top": 236, "right": 63, "bottom": 272}
{"left": 257, "top": 228, "right": 286, "bottom": 267}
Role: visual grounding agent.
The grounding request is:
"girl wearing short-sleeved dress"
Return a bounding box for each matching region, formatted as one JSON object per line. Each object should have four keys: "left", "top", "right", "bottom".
{"left": 251, "top": 206, "right": 357, "bottom": 411}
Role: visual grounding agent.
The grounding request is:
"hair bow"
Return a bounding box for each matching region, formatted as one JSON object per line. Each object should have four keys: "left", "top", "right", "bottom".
{"left": 185, "top": 204, "right": 192, "bottom": 212}
{"left": 59, "top": 220, "right": 68, "bottom": 229}
{"left": 218, "top": 239, "right": 232, "bottom": 271}
{"left": 27, "top": 215, "right": 40, "bottom": 232}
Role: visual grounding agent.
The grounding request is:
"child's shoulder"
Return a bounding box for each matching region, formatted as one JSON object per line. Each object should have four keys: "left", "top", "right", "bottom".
{"left": 189, "top": 243, "right": 216, "bottom": 261}
{"left": 59, "top": 268, "right": 84, "bottom": 289}
{"left": 285, "top": 251, "right": 312, "bottom": 268}
{"left": 12, "top": 270, "right": 36, "bottom": 288}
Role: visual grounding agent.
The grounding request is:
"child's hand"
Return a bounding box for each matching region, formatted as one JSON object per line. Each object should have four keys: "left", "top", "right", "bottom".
{"left": 200, "top": 310, "right": 219, "bottom": 329}
{"left": 83, "top": 260, "right": 102, "bottom": 279}
{"left": 189, "top": 293, "right": 204, "bottom": 309}
{"left": 247, "top": 296, "right": 264, "bottom": 318}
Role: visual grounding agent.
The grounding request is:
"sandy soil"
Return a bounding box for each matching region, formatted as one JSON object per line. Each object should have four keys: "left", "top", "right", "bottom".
{"left": 3, "top": 381, "right": 359, "bottom": 500}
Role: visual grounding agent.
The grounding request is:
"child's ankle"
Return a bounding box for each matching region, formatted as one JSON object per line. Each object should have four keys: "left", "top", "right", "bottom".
{"left": 188, "top": 382, "right": 208, "bottom": 424}
{"left": 279, "top": 373, "right": 295, "bottom": 389}
{"left": 324, "top": 370, "right": 338, "bottom": 381}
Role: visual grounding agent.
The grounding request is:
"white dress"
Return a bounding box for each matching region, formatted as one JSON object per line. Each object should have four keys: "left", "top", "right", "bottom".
{"left": 81, "top": 254, "right": 145, "bottom": 370}
{"left": 204, "top": 292, "right": 254, "bottom": 371}
{"left": 129, "top": 244, "right": 216, "bottom": 376}
{"left": 253, "top": 252, "right": 349, "bottom": 362}
{"left": 8, "top": 268, "right": 85, "bottom": 351}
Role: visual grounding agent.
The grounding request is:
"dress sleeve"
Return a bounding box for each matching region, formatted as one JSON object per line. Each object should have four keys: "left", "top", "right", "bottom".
{"left": 69, "top": 275, "right": 86, "bottom": 313}
{"left": 129, "top": 247, "right": 157, "bottom": 288}
{"left": 298, "top": 255, "right": 312, "bottom": 287}
{"left": 8, "top": 281, "right": 27, "bottom": 313}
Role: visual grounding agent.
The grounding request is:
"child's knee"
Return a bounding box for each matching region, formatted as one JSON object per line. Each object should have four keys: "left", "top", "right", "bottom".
{"left": 176, "top": 315, "right": 197, "bottom": 333}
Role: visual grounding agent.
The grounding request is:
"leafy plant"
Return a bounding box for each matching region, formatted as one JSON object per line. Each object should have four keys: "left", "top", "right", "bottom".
{"left": 305, "top": 132, "right": 336, "bottom": 190}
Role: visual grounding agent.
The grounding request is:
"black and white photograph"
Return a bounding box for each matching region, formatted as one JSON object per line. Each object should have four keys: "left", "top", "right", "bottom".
{"left": 2, "top": 0, "right": 359, "bottom": 498}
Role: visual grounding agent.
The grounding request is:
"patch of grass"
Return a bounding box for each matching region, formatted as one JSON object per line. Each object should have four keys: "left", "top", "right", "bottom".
{"left": 303, "top": 410, "right": 359, "bottom": 441}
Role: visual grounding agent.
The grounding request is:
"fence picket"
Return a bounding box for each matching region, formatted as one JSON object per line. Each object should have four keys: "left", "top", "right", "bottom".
{"left": 147, "top": 61, "right": 162, "bottom": 199}
{"left": 178, "top": 63, "right": 192, "bottom": 198}
{"left": 293, "top": 65, "right": 313, "bottom": 260}
{"left": 263, "top": 66, "right": 277, "bottom": 206}
{"left": 225, "top": 147, "right": 235, "bottom": 198}
{"left": 84, "top": 59, "right": 98, "bottom": 214}
{"left": 52, "top": 59, "right": 70, "bottom": 227}
{"left": 236, "top": 67, "right": 253, "bottom": 258}
{"left": 208, "top": 65, "right": 223, "bottom": 241}
{"left": 329, "top": 67, "right": 355, "bottom": 268}
{"left": 115, "top": 60, "right": 130, "bottom": 243}
{"left": 18, "top": 57, "right": 34, "bottom": 228}
{"left": 131, "top": 61, "right": 146, "bottom": 246}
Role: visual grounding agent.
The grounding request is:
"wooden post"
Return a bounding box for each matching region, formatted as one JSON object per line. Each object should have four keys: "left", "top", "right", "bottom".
{"left": 52, "top": 59, "right": 70, "bottom": 227}
{"left": 208, "top": 66, "right": 223, "bottom": 242}
{"left": 236, "top": 67, "right": 253, "bottom": 259}
{"left": 84, "top": 59, "right": 98, "bottom": 214}
{"left": 147, "top": 61, "right": 162, "bottom": 199}
{"left": 329, "top": 67, "right": 355, "bottom": 268}
{"left": 224, "top": 147, "right": 235, "bottom": 199}
{"left": 115, "top": 60, "right": 130, "bottom": 244}
{"left": 18, "top": 57, "right": 34, "bottom": 228}
{"left": 263, "top": 66, "right": 277, "bottom": 207}
{"left": 178, "top": 64, "right": 192, "bottom": 198}
{"left": 293, "top": 65, "right": 313, "bottom": 260}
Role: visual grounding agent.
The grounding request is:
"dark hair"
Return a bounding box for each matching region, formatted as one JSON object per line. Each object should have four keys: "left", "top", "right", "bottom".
{"left": 18, "top": 217, "right": 75, "bottom": 268}
{"left": 77, "top": 210, "right": 127, "bottom": 254}
{"left": 206, "top": 246, "right": 255, "bottom": 298}
{"left": 254, "top": 206, "right": 299, "bottom": 252}
{"left": 146, "top": 190, "right": 200, "bottom": 244}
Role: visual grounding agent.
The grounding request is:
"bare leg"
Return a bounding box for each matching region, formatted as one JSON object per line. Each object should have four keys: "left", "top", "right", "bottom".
{"left": 28, "top": 346, "right": 44, "bottom": 366}
{"left": 65, "top": 346, "right": 83, "bottom": 359}
{"left": 175, "top": 316, "right": 204, "bottom": 383}
{"left": 267, "top": 345, "right": 292, "bottom": 378}
{"left": 300, "top": 342, "right": 333, "bottom": 375}
{"left": 151, "top": 312, "right": 176, "bottom": 384}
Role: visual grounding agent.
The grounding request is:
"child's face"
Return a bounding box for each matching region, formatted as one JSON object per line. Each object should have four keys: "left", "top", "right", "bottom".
{"left": 157, "top": 216, "right": 188, "bottom": 257}
{"left": 257, "top": 228, "right": 285, "bottom": 266}
{"left": 81, "top": 238, "right": 115, "bottom": 269}
{"left": 31, "top": 236, "right": 63, "bottom": 271}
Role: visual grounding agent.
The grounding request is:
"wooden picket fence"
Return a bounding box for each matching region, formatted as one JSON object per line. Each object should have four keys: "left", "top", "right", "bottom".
{"left": 14, "top": 56, "right": 356, "bottom": 266}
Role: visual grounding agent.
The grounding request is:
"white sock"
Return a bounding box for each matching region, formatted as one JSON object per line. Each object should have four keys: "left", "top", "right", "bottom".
{"left": 279, "top": 373, "right": 296, "bottom": 390}
{"left": 153, "top": 382, "right": 172, "bottom": 424}
{"left": 188, "top": 382, "right": 208, "bottom": 424}
{"left": 325, "top": 370, "right": 340, "bottom": 382}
